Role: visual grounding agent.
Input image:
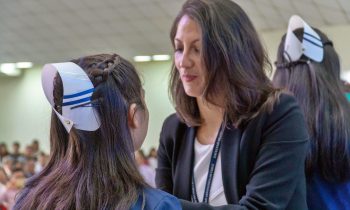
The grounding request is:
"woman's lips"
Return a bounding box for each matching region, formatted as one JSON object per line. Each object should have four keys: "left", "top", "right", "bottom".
{"left": 182, "top": 74, "right": 197, "bottom": 82}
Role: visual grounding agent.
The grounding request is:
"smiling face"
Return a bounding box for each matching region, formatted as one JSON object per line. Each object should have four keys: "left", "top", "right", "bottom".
{"left": 174, "top": 15, "right": 207, "bottom": 98}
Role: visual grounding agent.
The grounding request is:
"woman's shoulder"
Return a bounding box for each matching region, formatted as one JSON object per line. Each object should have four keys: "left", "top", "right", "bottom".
{"left": 131, "top": 188, "right": 182, "bottom": 210}
{"left": 246, "top": 91, "right": 300, "bottom": 128}
{"left": 259, "top": 92, "right": 303, "bottom": 122}
{"left": 257, "top": 92, "right": 309, "bottom": 141}
{"left": 273, "top": 92, "right": 300, "bottom": 112}
{"left": 162, "top": 113, "right": 184, "bottom": 128}
{"left": 160, "top": 113, "right": 188, "bottom": 137}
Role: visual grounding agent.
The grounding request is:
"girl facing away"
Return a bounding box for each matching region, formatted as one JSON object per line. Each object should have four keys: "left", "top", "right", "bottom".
{"left": 273, "top": 16, "right": 350, "bottom": 210}
{"left": 13, "top": 54, "right": 181, "bottom": 210}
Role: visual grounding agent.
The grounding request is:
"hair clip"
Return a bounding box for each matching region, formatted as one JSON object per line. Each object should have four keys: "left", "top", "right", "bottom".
{"left": 275, "top": 59, "right": 310, "bottom": 69}
{"left": 274, "top": 62, "right": 291, "bottom": 68}
{"left": 70, "top": 98, "right": 101, "bottom": 110}
{"left": 323, "top": 41, "right": 333, "bottom": 47}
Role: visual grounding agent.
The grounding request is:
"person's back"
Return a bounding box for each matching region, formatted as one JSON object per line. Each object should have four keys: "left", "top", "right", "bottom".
{"left": 273, "top": 15, "right": 350, "bottom": 210}
{"left": 131, "top": 188, "right": 182, "bottom": 210}
{"left": 307, "top": 174, "right": 350, "bottom": 210}
{"left": 13, "top": 54, "right": 181, "bottom": 210}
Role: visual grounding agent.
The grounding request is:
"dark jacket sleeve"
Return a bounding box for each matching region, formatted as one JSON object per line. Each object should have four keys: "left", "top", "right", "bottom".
{"left": 156, "top": 114, "right": 177, "bottom": 193}
{"left": 179, "top": 95, "right": 309, "bottom": 210}
{"left": 236, "top": 95, "right": 309, "bottom": 210}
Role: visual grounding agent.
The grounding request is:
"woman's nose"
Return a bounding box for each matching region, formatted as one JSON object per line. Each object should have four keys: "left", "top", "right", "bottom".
{"left": 179, "top": 51, "right": 193, "bottom": 68}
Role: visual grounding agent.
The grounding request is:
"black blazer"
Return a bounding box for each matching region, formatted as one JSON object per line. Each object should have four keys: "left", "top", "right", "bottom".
{"left": 156, "top": 94, "right": 309, "bottom": 210}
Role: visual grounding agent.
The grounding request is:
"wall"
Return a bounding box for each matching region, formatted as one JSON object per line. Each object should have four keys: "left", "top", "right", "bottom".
{"left": 0, "top": 68, "right": 51, "bottom": 153}
{"left": 135, "top": 61, "right": 175, "bottom": 153}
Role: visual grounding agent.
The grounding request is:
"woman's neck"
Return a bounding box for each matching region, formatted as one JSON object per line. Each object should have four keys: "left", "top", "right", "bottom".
{"left": 196, "top": 97, "right": 225, "bottom": 145}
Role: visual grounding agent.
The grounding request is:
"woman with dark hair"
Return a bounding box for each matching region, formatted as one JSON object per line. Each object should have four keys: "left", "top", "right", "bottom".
{"left": 156, "top": 0, "right": 309, "bottom": 210}
{"left": 273, "top": 15, "right": 350, "bottom": 210}
{"left": 13, "top": 54, "right": 181, "bottom": 210}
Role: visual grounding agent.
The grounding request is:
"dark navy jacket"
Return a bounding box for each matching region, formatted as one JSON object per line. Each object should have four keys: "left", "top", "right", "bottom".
{"left": 131, "top": 188, "right": 182, "bottom": 210}
{"left": 307, "top": 174, "right": 350, "bottom": 210}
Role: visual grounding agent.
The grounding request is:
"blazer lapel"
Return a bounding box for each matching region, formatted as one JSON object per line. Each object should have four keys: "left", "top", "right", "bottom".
{"left": 173, "top": 126, "right": 196, "bottom": 200}
{"left": 221, "top": 126, "right": 241, "bottom": 203}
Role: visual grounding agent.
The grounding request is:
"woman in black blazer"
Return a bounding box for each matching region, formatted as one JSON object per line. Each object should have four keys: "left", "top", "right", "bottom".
{"left": 156, "top": 0, "right": 309, "bottom": 209}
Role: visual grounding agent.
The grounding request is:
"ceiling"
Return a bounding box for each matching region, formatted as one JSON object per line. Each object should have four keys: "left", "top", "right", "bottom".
{"left": 0, "top": 0, "right": 349, "bottom": 65}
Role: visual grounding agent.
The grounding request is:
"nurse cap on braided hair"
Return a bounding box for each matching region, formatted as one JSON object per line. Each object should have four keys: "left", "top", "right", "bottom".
{"left": 284, "top": 15, "right": 332, "bottom": 63}
{"left": 41, "top": 62, "right": 101, "bottom": 133}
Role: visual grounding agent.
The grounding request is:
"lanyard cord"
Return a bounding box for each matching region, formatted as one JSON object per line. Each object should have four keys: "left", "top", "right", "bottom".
{"left": 191, "top": 122, "right": 225, "bottom": 203}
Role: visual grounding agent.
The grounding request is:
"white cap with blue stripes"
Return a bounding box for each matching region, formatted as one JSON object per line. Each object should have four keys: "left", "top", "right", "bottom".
{"left": 284, "top": 15, "right": 324, "bottom": 63}
{"left": 41, "top": 62, "right": 101, "bottom": 133}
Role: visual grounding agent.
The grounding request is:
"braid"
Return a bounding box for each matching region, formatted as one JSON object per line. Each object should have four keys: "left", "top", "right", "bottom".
{"left": 67, "top": 54, "right": 122, "bottom": 110}
{"left": 274, "top": 60, "right": 310, "bottom": 69}
{"left": 87, "top": 54, "right": 121, "bottom": 86}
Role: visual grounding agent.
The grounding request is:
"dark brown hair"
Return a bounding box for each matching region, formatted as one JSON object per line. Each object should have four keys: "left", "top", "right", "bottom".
{"left": 273, "top": 29, "right": 350, "bottom": 182}
{"left": 14, "top": 54, "right": 147, "bottom": 209}
{"left": 169, "top": 0, "right": 281, "bottom": 127}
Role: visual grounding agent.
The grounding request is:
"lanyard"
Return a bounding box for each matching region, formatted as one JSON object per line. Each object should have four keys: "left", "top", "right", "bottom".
{"left": 191, "top": 123, "right": 225, "bottom": 204}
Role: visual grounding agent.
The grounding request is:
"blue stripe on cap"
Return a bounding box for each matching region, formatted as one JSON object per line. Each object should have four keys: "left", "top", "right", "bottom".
{"left": 303, "top": 37, "right": 323, "bottom": 48}
{"left": 304, "top": 32, "right": 321, "bottom": 42}
{"left": 62, "top": 97, "right": 92, "bottom": 106}
{"left": 63, "top": 88, "right": 94, "bottom": 99}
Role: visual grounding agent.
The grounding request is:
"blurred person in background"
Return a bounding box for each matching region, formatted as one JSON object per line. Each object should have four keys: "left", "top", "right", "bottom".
{"left": 34, "top": 152, "right": 48, "bottom": 174}
{"left": 23, "top": 146, "right": 34, "bottom": 160}
{"left": 1, "top": 157, "right": 13, "bottom": 178}
{"left": 135, "top": 150, "right": 156, "bottom": 187}
{"left": 147, "top": 147, "right": 157, "bottom": 170}
{"left": 10, "top": 142, "right": 25, "bottom": 164}
{"left": 23, "top": 158, "right": 36, "bottom": 178}
{"left": 0, "top": 168, "right": 8, "bottom": 196}
{"left": 0, "top": 169, "right": 25, "bottom": 210}
{"left": 31, "top": 139, "right": 41, "bottom": 158}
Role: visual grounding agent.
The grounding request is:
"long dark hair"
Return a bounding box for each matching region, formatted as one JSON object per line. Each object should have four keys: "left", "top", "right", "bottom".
{"left": 14, "top": 54, "right": 147, "bottom": 209}
{"left": 169, "top": 0, "right": 281, "bottom": 127}
{"left": 273, "top": 29, "right": 350, "bottom": 182}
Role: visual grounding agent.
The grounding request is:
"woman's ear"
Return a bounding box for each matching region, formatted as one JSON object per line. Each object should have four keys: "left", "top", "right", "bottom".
{"left": 128, "top": 103, "right": 139, "bottom": 129}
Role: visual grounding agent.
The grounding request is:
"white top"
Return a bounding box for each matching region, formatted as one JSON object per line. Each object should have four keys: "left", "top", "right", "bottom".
{"left": 193, "top": 138, "right": 228, "bottom": 206}
{"left": 138, "top": 164, "right": 156, "bottom": 188}
{"left": 148, "top": 157, "right": 158, "bottom": 170}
